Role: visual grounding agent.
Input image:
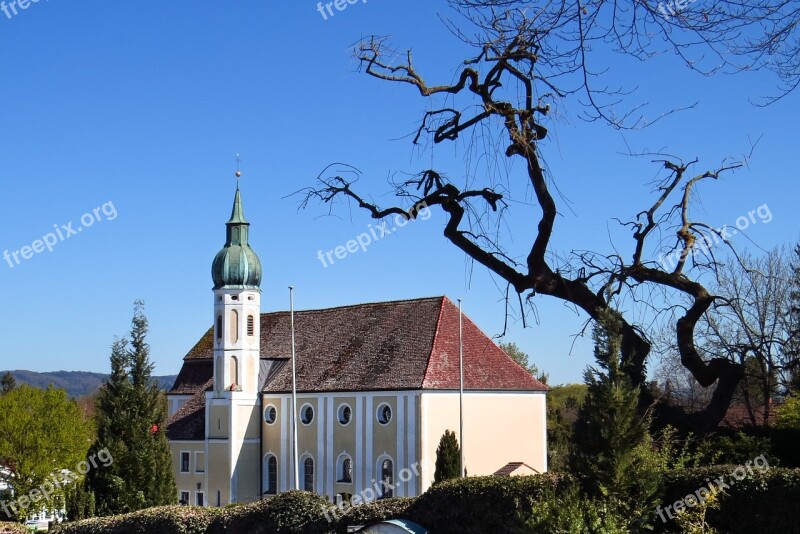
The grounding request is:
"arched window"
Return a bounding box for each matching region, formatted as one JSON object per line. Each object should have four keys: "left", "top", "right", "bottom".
{"left": 247, "top": 315, "right": 255, "bottom": 336}
{"left": 264, "top": 455, "right": 277, "bottom": 495}
{"left": 380, "top": 459, "right": 393, "bottom": 498}
{"left": 230, "top": 310, "right": 239, "bottom": 343}
{"left": 230, "top": 356, "right": 239, "bottom": 388}
{"left": 303, "top": 457, "right": 314, "bottom": 492}
{"left": 216, "top": 315, "right": 222, "bottom": 341}
{"left": 337, "top": 454, "right": 353, "bottom": 483}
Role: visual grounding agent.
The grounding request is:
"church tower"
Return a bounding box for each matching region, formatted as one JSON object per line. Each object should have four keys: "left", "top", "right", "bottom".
{"left": 206, "top": 173, "right": 263, "bottom": 505}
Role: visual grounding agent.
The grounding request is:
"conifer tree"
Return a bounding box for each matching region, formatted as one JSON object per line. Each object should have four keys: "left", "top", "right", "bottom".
{"left": 0, "top": 372, "right": 15, "bottom": 394}
{"left": 568, "top": 309, "right": 660, "bottom": 526}
{"left": 433, "top": 430, "right": 461, "bottom": 484}
{"left": 85, "top": 300, "right": 176, "bottom": 516}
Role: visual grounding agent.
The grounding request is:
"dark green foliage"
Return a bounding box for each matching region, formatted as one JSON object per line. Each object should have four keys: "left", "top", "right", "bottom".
{"left": 86, "top": 301, "right": 176, "bottom": 516}
{"left": 47, "top": 470, "right": 800, "bottom": 534}
{"left": 333, "top": 498, "right": 414, "bottom": 533}
{"left": 545, "top": 383, "right": 587, "bottom": 471}
{"left": 433, "top": 430, "right": 461, "bottom": 484}
{"left": 51, "top": 506, "right": 219, "bottom": 534}
{"left": 0, "top": 489, "right": 16, "bottom": 521}
{"left": 528, "top": 483, "right": 627, "bottom": 533}
{"left": 656, "top": 466, "right": 800, "bottom": 533}
{"left": 499, "top": 342, "right": 549, "bottom": 384}
{"left": 404, "top": 474, "right": 569, "bottom": 534}
{"left": 693, "top": 430, "right": 775, "bottom": 466}
{"left": 65, "top": 482, "right": 96, "bottom": 521}
{"left": 0, "top": 372, "right": 15, "bottom": 394}
{"left": 208, "top": 491, "right": 331, "bottom": 534}
{"left": 569, "top": 309, "right": 661, "bottom": 529}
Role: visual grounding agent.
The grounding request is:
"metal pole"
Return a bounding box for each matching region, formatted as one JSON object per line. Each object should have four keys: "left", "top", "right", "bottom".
{"left": 289, "top": 286, "right": 299, "bottom": 490}
{"left": 458, "top": 299, "right": 465, "bottom": 478}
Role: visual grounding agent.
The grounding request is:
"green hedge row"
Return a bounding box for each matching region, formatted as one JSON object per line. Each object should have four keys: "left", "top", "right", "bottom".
{"left": 403, "top": 473, "right": 566, "bottom": 534}
{"left": 49, "top": 469, "right": 800, "bottom": 534}
{"left": 50, "top": 476, "right": 564, "bottom": 534}
{"left": 657, "top": 466, "right": 800, "bottom": 533}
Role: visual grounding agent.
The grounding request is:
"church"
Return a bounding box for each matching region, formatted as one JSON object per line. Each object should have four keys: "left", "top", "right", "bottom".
{"left": 165, "top": 181, "right": 548, "bottom": 508}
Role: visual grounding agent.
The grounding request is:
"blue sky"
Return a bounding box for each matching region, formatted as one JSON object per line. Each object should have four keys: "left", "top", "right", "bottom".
{"left": 0, "top": 1, "right": 797, "bottom": 385}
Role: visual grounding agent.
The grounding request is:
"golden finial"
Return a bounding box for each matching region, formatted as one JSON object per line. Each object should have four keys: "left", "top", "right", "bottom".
{"left": 235, "top": 153, "right": 242, "bottom": 183}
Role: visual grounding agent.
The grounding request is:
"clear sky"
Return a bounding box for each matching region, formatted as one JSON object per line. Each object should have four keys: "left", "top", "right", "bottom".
{"left": 0, "top": 1, "right": 797, "bottom": 385}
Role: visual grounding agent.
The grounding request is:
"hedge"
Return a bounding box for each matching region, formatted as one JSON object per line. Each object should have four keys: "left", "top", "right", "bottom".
{"left": 0, "top": 523, "right": 29, "bottom": 534}
{"left": 51, "top": 506, "right": 219, "bottom": 534}
{"left": 49, "top": 469, "right": 800, "bottom": 534}
{"left": 334, "top": 498, "right": 415, "bottom": 533}
{"left": 657, "top": 466, "right": 800, "bottom": 533}
{"left": 207, "top": 491, "right": 332, "bottom": 534}
{"left": 404, "top": 473, "right": 567, "bottom": 534}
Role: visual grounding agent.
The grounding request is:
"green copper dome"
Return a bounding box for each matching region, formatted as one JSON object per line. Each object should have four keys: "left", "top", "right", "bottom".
{"left": 211, "top": 187, "right": 262, "bottom": 290}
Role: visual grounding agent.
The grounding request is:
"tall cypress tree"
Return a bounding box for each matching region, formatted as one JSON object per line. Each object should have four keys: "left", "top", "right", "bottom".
{"left": 568, "top": 309, "right": 660, "bottom": 526}
{"left": 85, "top": 301, "right": 176, "bottom": 516}
{"left": 126, "top": 300, "right": 176, "bottom": 508}
{"left": 433, "top": 430, "right": 461, "bottom": 484}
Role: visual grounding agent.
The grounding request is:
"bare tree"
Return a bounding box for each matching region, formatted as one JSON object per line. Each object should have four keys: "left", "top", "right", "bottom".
{"left": 300, "top": 2, "right": 795, "bottom": 433}
{"left": 699, "top": 247, "right": 797, "bottom": 425}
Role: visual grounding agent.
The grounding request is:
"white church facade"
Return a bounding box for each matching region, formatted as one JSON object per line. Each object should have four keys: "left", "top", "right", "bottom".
{"left": 165, "top": 183, "right": 548, "bottom": 507}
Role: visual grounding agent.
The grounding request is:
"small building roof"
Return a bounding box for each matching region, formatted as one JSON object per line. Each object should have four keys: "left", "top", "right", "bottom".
{"left": 492, "top": 461, "right": 540, "bottom": 477}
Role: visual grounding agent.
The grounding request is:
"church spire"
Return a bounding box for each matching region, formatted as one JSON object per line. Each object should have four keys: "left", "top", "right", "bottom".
{"left": 211, "top": 160, "right": 262, "bottom": 290}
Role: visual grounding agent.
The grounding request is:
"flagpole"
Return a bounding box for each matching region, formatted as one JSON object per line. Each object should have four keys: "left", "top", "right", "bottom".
{"left": 289, "top": 286, "right": 299, "bottom": 490}
{"left": 458, "top": 299, "right": 465, "bottom": 478}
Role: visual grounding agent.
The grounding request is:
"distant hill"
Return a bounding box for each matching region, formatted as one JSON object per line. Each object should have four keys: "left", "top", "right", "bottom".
{"left": 2, "top": 370, "right": 177, "bottom": 398}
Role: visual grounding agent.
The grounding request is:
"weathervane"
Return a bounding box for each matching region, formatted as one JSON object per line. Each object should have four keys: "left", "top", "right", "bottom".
{"left": 235, "top": 153, "right": 242, "bottom": 186}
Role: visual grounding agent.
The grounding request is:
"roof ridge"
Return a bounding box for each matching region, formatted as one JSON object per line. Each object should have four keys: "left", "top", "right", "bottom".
{"left": 258, "top": 295, "right": 446, "bottom": 315}
{"left": 421, "top": 296, "right": 447, "bottom": 389}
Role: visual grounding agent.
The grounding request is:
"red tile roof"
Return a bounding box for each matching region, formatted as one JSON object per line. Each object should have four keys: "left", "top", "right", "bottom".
{"left": 720, "top": 400, "right": 779, "bottom": 429}
{"left": 167, "top": 296, "right": 546, "bottom": 439}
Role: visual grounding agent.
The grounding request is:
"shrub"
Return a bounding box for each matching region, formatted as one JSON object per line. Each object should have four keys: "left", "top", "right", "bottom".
{"left": 333, "top": 498, "right": 414, "bottom": 533}
{"left": 693, "top": 431, "right": 774, "bottom": 466}
{"left": 0, "top": 522, "right": 29, "bottom": 534}
{"left": 528, "top": 483, "right": 627, "bottom": 534}
{"left": 433, "top": 430, "right": 461, "bottom": 484}
{"left": 657, "top": 466, "right": 800, "bottom": 533}
{"left": 207, "top": 491, "right": 332, "bottom": 534}
{"left": 51, "top": 506, "right": 218, "bottom": 534}
{"left": 404, "top": 473, "right": 568, "bottom": 534}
